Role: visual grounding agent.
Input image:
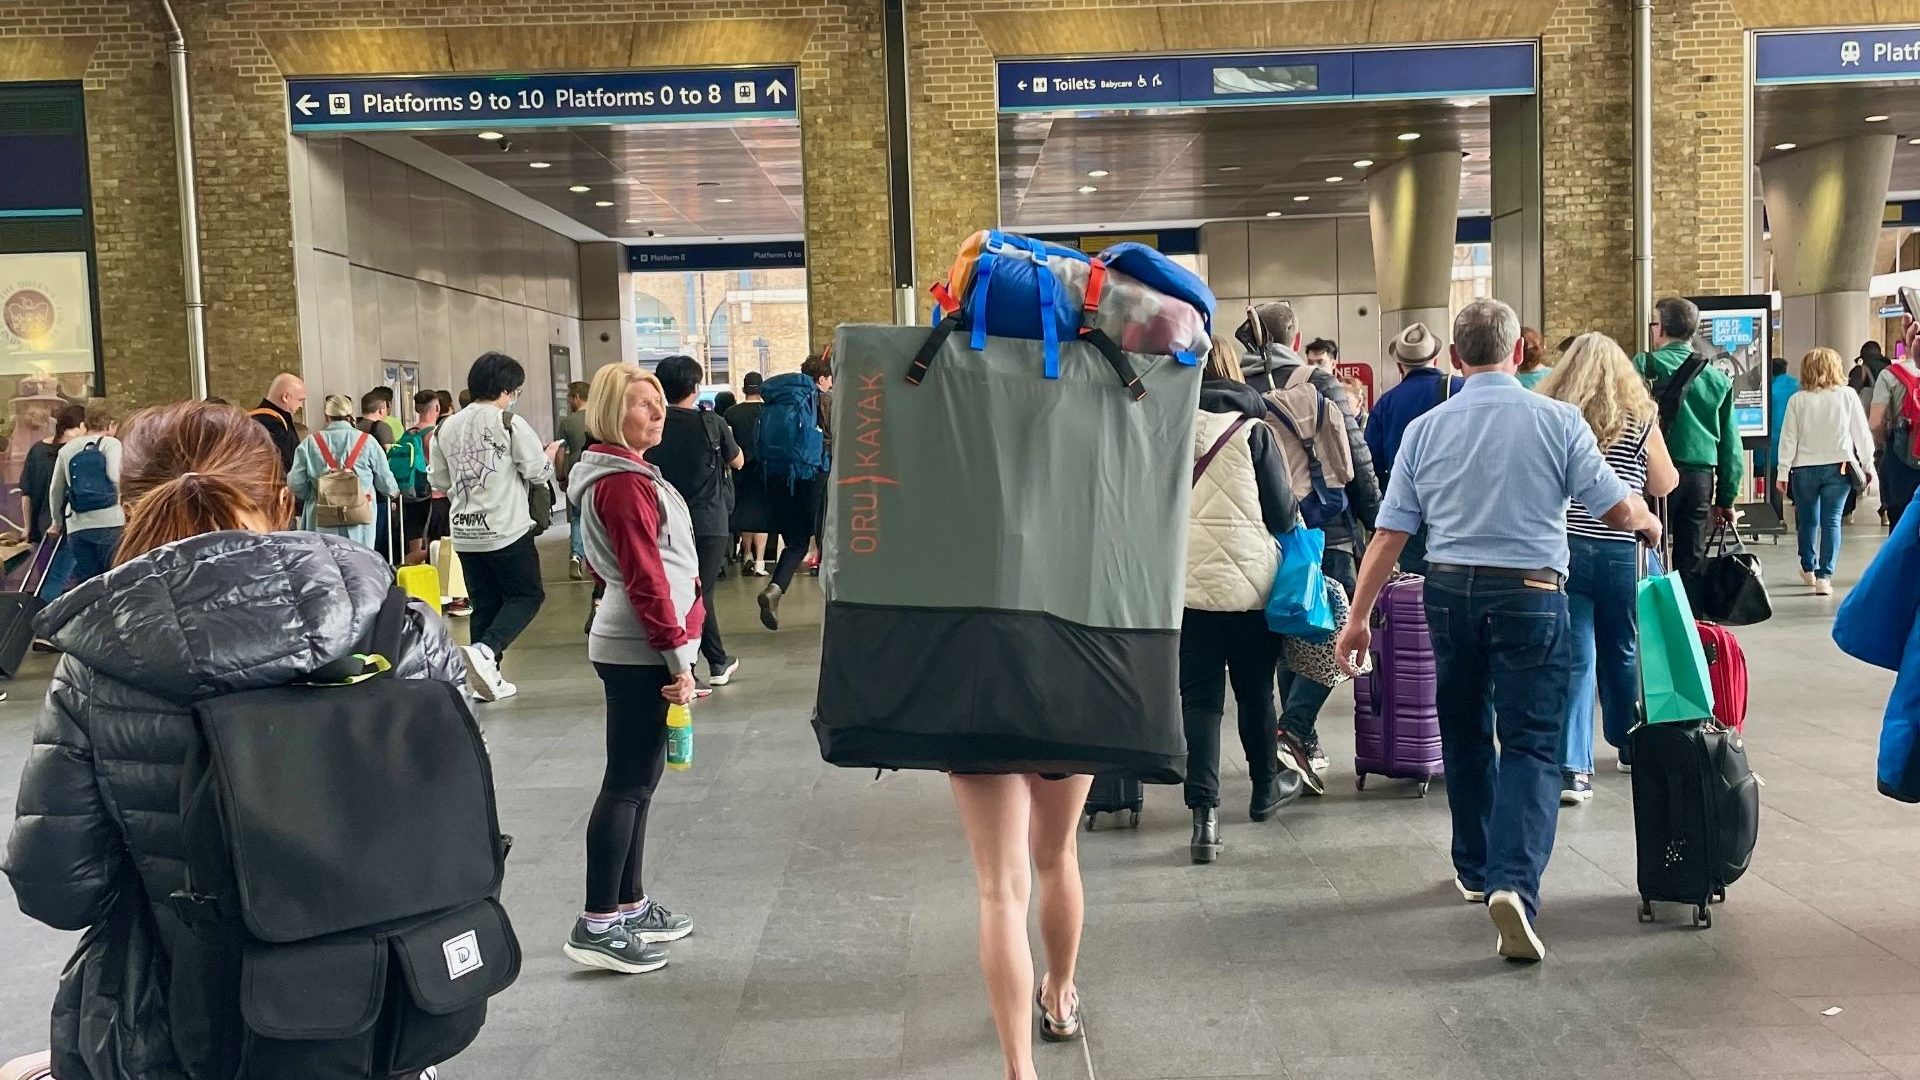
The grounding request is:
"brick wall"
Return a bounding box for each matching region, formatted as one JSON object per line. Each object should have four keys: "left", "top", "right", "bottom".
{"left": 1655, "top": 0, "right": 1748, "bottom": 302}
{"left": 0, "top": 1, "right": 186, "bottom": 407}
{"left": 1541, "top": 0, "right": 1633, "bottom": 345}
{"left": 2, "top": 0, "right": 888, "bottom": 407}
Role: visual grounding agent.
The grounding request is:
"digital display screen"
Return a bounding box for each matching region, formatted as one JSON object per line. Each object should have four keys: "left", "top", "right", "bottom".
{"left": 1211, "top": 65, "right": 1319, "bottom": 96}
{"left": 1693, "top": 310, "right": 1770, "bottom": 437}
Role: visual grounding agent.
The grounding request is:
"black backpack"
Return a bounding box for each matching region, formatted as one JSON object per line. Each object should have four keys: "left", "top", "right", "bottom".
{"left": 168, "top": 589, "right": 519, "bottom": 1080}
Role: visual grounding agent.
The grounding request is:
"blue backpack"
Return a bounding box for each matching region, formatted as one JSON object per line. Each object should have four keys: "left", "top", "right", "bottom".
{"left": 757, "top": 373, "right": 829, "bottom": 485}
{"left": 66, "top": 437, "right": 118, "bottom": 514}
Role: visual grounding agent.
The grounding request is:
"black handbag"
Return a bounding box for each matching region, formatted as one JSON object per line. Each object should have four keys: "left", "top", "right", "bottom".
{"left": 1682, "top": 524, "right": 1773, "bottom": 626}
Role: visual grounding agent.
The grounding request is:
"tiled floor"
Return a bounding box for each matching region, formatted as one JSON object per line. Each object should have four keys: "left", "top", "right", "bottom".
{"left": 0, "top": 526, "right": 1915, "bottom": 1079}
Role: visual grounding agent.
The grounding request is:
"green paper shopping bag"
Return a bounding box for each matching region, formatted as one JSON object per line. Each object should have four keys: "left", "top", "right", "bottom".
{"left": 1637, "top": 565, "right": 1717, "bottom": 723}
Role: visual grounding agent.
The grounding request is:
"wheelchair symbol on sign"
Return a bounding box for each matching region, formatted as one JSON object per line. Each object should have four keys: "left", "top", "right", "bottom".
{"left": 1842, "top": 41, "right": 1862, "bottom": 66}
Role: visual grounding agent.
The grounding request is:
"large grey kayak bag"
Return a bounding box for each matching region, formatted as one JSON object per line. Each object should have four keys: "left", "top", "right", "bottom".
{"left": 813, "top": 322, "right": 1201, "bottom": 781}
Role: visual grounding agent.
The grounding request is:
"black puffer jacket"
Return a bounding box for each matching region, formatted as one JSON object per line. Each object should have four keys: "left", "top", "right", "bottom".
{"left": 1241, "top": 343, "right": 1382, "bottom": 549}
{"left": 3, "top": 531, "right": 461, "bottom": 1080}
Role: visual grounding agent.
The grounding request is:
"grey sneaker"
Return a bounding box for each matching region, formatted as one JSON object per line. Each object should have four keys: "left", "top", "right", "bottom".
{"left": 563, "top": 918, "right": 668, "bottom": 974}
{"left": 625, "top": 901, "right": 694, "bottom": 943}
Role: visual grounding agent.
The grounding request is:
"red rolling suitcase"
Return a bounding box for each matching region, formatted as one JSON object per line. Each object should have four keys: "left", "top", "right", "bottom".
{"left": 1353, "top": 574, "right": 1444, "bottom": 796}
{"left": 1695, "top": 621, "right": 1748, "bottom": 731}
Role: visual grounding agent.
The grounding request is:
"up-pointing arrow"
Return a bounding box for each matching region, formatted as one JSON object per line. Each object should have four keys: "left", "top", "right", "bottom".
{"left": 767, "top": 80, "right": 789, "bottom": 104}
{"left": 295, "top": 93, "right": 318, "bottom": 116}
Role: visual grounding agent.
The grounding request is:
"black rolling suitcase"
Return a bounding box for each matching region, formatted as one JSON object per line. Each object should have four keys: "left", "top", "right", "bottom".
{"left": 1083, "top": 775, "right": 1143, "bottom": 831}
{"left": 0, "top": 538, "right": 61, "bottom": 680}
{"left": 1630, "top": 719, "right": 1759, "bottom": 927}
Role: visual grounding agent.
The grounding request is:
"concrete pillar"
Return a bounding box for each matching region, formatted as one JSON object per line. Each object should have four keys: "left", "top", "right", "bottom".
{"left": 1368, "top": 151, "right": 1463, "bottom": 348}
{"left": 1490, "top": 96, "right": 1543, "bottom": 332}
{"left": 1761, "top": 135, "right": 1896, "bottom": 371}
{"left": 577, "top": 241, "right": 635, "bottom": 376}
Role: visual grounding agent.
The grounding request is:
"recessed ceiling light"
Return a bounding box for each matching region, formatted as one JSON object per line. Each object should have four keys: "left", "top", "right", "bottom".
{"left": 1397, "top": 132, "right": 1422, "bottom": 141}
{"left": 1201, "top": 181, "right": 1222, "bottom": 188}
{"left": 594, "top": 200, "right": 613, "bottom": 207}
{"left": 1219, "top": 165, "right": 1242, "bottom": 172}
{"left": 1078, "top": 184, "right": 1099, "bottom": 194}
{"left": 715, "top": 197, "right": 735, "bottom": 204}
{"left": 1448, "top": 98, "right": 1480, "bottom": 109}
{"left": 528, "top": 161, "right": 551, "bottom": 169}
{"left": 625, "top": 218, "right": 643, "bottom": 224}
{"left": 1867, "top": 114, "right": 1891, "bottom": 122}
{"left": 1353, "top": 159, "right": 1374, "bottom": 168}
{"left": 1911, "top": 138, "right": 1920, "bottom": 145}
{"left": 477, "top": 131, "right": 504, "bottom": 141}
{"left": 1325, "top": 175, "right": 1344, "bottom": 183}
{"left": 1087, "top": 169, "right": 1109, "bottom": 178}
{"left": 1265, "top": 211, "right": 1283, "bottom": 218}
{"left": 1772, "top": 142, "right": 1797, "bottom": 151}
{"left": 1293, "top": 195, "right": 1311, "bottom": 202}
{"left": 568, "top": 184, "right": 590, "bottom": 193}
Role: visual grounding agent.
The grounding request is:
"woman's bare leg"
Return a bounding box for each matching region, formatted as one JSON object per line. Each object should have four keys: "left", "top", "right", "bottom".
{"left": 1029, "top": 774, "right": 1093, "bottom": 1025}
{"left": 950, "top": 773, "right": 1038, "bottom": 1080}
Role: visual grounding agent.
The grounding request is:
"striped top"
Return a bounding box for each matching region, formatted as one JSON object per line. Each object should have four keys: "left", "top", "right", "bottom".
{"left": 1569, "top": 419, "right": 1650, "bottom": 542}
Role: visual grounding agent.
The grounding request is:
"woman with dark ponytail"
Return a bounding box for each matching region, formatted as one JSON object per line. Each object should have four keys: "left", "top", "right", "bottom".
{"left": 3, "top": 400, "right": 461, "bottom": 1080}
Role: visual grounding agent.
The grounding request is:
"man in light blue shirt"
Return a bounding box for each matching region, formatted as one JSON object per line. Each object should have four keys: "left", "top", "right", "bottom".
{"left": 1336, "top": 299, "right": 1661, "bottom": 964}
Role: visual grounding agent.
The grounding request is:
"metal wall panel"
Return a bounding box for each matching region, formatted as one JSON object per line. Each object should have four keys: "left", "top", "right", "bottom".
{"left": 1249, "top": 219, "right": 1339, "bottom": 298}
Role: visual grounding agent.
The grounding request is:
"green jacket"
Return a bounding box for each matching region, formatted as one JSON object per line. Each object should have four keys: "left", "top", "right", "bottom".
{"left": 1633, "top": 340, "right": 1743, "bottom": 507}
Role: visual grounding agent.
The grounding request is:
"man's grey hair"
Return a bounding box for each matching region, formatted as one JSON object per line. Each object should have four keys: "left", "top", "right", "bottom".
{"left": 1655, "top": 296, "right": 1700, "bottom": 343}
{"left": 1452, "top": 299, "right": 1522, "bottom": 368}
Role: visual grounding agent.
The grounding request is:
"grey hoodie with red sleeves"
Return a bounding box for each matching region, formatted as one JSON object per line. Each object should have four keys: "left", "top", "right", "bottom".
{"left": 569, "top": 445, "right": 705, "bottom": 674}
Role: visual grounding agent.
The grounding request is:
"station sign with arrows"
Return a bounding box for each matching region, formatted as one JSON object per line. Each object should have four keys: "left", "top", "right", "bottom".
{"left": 288, "top": 66, "right": 798, "bottom": 132}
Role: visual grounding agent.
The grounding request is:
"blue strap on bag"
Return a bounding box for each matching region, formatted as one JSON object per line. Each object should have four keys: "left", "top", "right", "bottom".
{"left": 1022, "top": 235, "right": 1063, "bottom": 379}
{"left": 1264, "top": 527, "right": 1335, "bottom": 641}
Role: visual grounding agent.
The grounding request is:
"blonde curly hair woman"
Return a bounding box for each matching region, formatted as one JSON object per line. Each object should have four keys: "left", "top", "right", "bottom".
{"left": 1537, "top": 333, "right": 1679, "bottom": 792}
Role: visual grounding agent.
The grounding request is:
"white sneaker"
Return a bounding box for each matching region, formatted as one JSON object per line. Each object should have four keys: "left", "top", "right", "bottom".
{"left": 1455, "top": 877, "right": 1486, "bottom": 904}
{"left": 1801, "top": 570, "right": 1816, "bottom": 587}
{"left": 493, "top": 680, "right": 518, "bottom": 701}
{"left": 460, "top": 644, "right": 506, "bottom": 702}
{"left": 1489, "top": 890, "right": 1544, "bottom": 962}
{"left": 709, "top": 658, "right": 741, "bottom": 687}
{"left": 1814, "top": 578, "right": 1834, "bottom": 597}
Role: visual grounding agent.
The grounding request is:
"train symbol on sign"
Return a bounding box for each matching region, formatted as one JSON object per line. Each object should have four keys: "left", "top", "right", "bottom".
{"left": 1842, "top": 41, "right": 1862, "bottom": 66}
{"left": 328, "top": 93, "right": 351, "bottom": 114}
{"left": 734, "top": 81, "right": 756, "bottom": 104}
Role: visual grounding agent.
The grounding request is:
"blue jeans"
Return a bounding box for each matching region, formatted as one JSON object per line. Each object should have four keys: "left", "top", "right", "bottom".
{"left": 35, "top": 540, "right": 75, "bottom": 603}
{"left": 1424, "top": 572, "right": 1574, "bottom": 917}
{"left": 66, "top": 527, "right": 122, "bottom": 587}
{"left": 1558, "top": 536, "right": 1640, "bottom": 775}
{"left": 569, "top": 511, "right": 585, "bottom": 561}
{"left": 1790, "top": 463, "right": 1850, "bottom": 579}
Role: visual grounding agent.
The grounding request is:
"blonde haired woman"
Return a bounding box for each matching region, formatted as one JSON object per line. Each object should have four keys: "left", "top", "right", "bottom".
{"left": 1537, "top": 333, "right": 1679, "bottom": 793}
{"left": 562, "top": 362, "right": 701, "bottom": 973}
{"left": 1777, "top": 346, "right": 1875, "bottom": 595}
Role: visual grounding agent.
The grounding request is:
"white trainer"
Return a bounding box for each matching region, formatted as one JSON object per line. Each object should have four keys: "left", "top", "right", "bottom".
{"left": 1489, "top": 890, "right": 1544, "bottom": 962}
{"left": 1455, "top": 877, "right": 1486, "bottom": 904}
{"left": 460, "top": 644, "right": 506, "bottom": 702}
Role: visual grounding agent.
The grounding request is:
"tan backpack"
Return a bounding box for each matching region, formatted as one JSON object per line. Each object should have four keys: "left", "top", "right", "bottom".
{"left": 1262, "top": 367, "right": 1355, "bottom": 528}
{"left": 311, "top": 431, "right": 376, "bottom": 527}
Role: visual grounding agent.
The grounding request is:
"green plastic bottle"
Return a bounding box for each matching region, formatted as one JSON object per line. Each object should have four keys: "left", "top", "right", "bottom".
{"left": 666, "top": 704, "right": 693, "bottom": 771}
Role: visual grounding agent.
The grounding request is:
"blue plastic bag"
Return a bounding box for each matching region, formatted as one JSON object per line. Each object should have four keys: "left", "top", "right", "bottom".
{"left": 1264, "top": 527, "right": 1335, "bottom": 641}
{"left": 1834, "top": 507, "right": 1920, "bottom": 800}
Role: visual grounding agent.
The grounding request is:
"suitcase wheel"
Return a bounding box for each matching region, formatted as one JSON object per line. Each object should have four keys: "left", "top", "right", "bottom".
{"left": 1711, "top": 888, "right": 1727, "bottom": 905}
{"left": 1415, "top": 781, "right": 1431, "bottom": 798}
{"left": 1693, "top": 903, "right": 1712, "bottom": 929}
{"left": 1355, "top": 773, "right": 1367, "bottom": 791}
{"left": 1125, "top": 809, "right": 1141, "bottom": 829}
{"left": 1637, "top": 899, "right": 1655, "bottom": 924}
{"left": 1084, "top": 813, "right": 1098, "bottom": 833}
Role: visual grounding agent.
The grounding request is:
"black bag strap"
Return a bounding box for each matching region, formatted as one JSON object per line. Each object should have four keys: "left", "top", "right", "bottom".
{"left": 1192, "top": 415, "right": 1254, "bottom": 486}
{"left": 1434, "top": 369, "right": 1453, "bottom": 406}
{"left": 906, "top": 312, "right": 1147, "bottom": 402}
{"left": 1657, "top": 352, "right": 1711, "bottom": 436}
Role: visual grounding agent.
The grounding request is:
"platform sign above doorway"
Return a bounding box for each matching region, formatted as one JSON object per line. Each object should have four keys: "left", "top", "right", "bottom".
{"left": 627, "top": 240, "right": 806, "bottom": 272}
{"left": 1756, "top": 27, "right": 1920, "bottom": 85}
{"left": 287, "top": 66, "right": 799, "bottom": 133}
{"left": 997, "top": 43, "right": 1536, "bottom": 113}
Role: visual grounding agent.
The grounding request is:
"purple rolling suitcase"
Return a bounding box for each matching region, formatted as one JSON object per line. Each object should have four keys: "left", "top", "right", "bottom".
{"left": 1352, "top": 575, "right": 1443, "bottom": 796}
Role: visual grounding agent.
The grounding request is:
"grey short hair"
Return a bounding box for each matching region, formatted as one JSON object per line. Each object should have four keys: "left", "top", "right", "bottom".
{"left": 1452, "top": 299, "right": 1522, "bottom": 368}
{"left": 1655, "top": 296, "right": 1700, "bottom": 342}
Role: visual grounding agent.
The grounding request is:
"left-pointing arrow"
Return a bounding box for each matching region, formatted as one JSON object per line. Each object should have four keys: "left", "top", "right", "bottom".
{"left": 295, "top": 93, "right": 319, "bottom": 116}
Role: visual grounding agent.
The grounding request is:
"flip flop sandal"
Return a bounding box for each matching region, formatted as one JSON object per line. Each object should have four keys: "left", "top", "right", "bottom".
{"left": 1035, "top": 978, "right": 1082, "bottom": 1042}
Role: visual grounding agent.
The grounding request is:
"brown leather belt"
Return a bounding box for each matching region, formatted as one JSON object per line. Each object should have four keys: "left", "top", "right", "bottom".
{"left": 1425, "top": 563, "right": 1566, "bottom": 591}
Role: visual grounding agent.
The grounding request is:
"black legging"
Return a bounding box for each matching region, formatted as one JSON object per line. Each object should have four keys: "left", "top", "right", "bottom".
{"left": 584, "top": 662, "right": 672, "bottom": 913}
{"left": 767, "top": 474, "right": 824, "bottom": 591}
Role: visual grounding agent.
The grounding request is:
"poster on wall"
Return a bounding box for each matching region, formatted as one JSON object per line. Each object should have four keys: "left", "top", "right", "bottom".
{"left": 0, "top": 251, "right": 95, "bottom": 385}
{"left": 1687, "top": 294, "right": 1771, "bottom": 438}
